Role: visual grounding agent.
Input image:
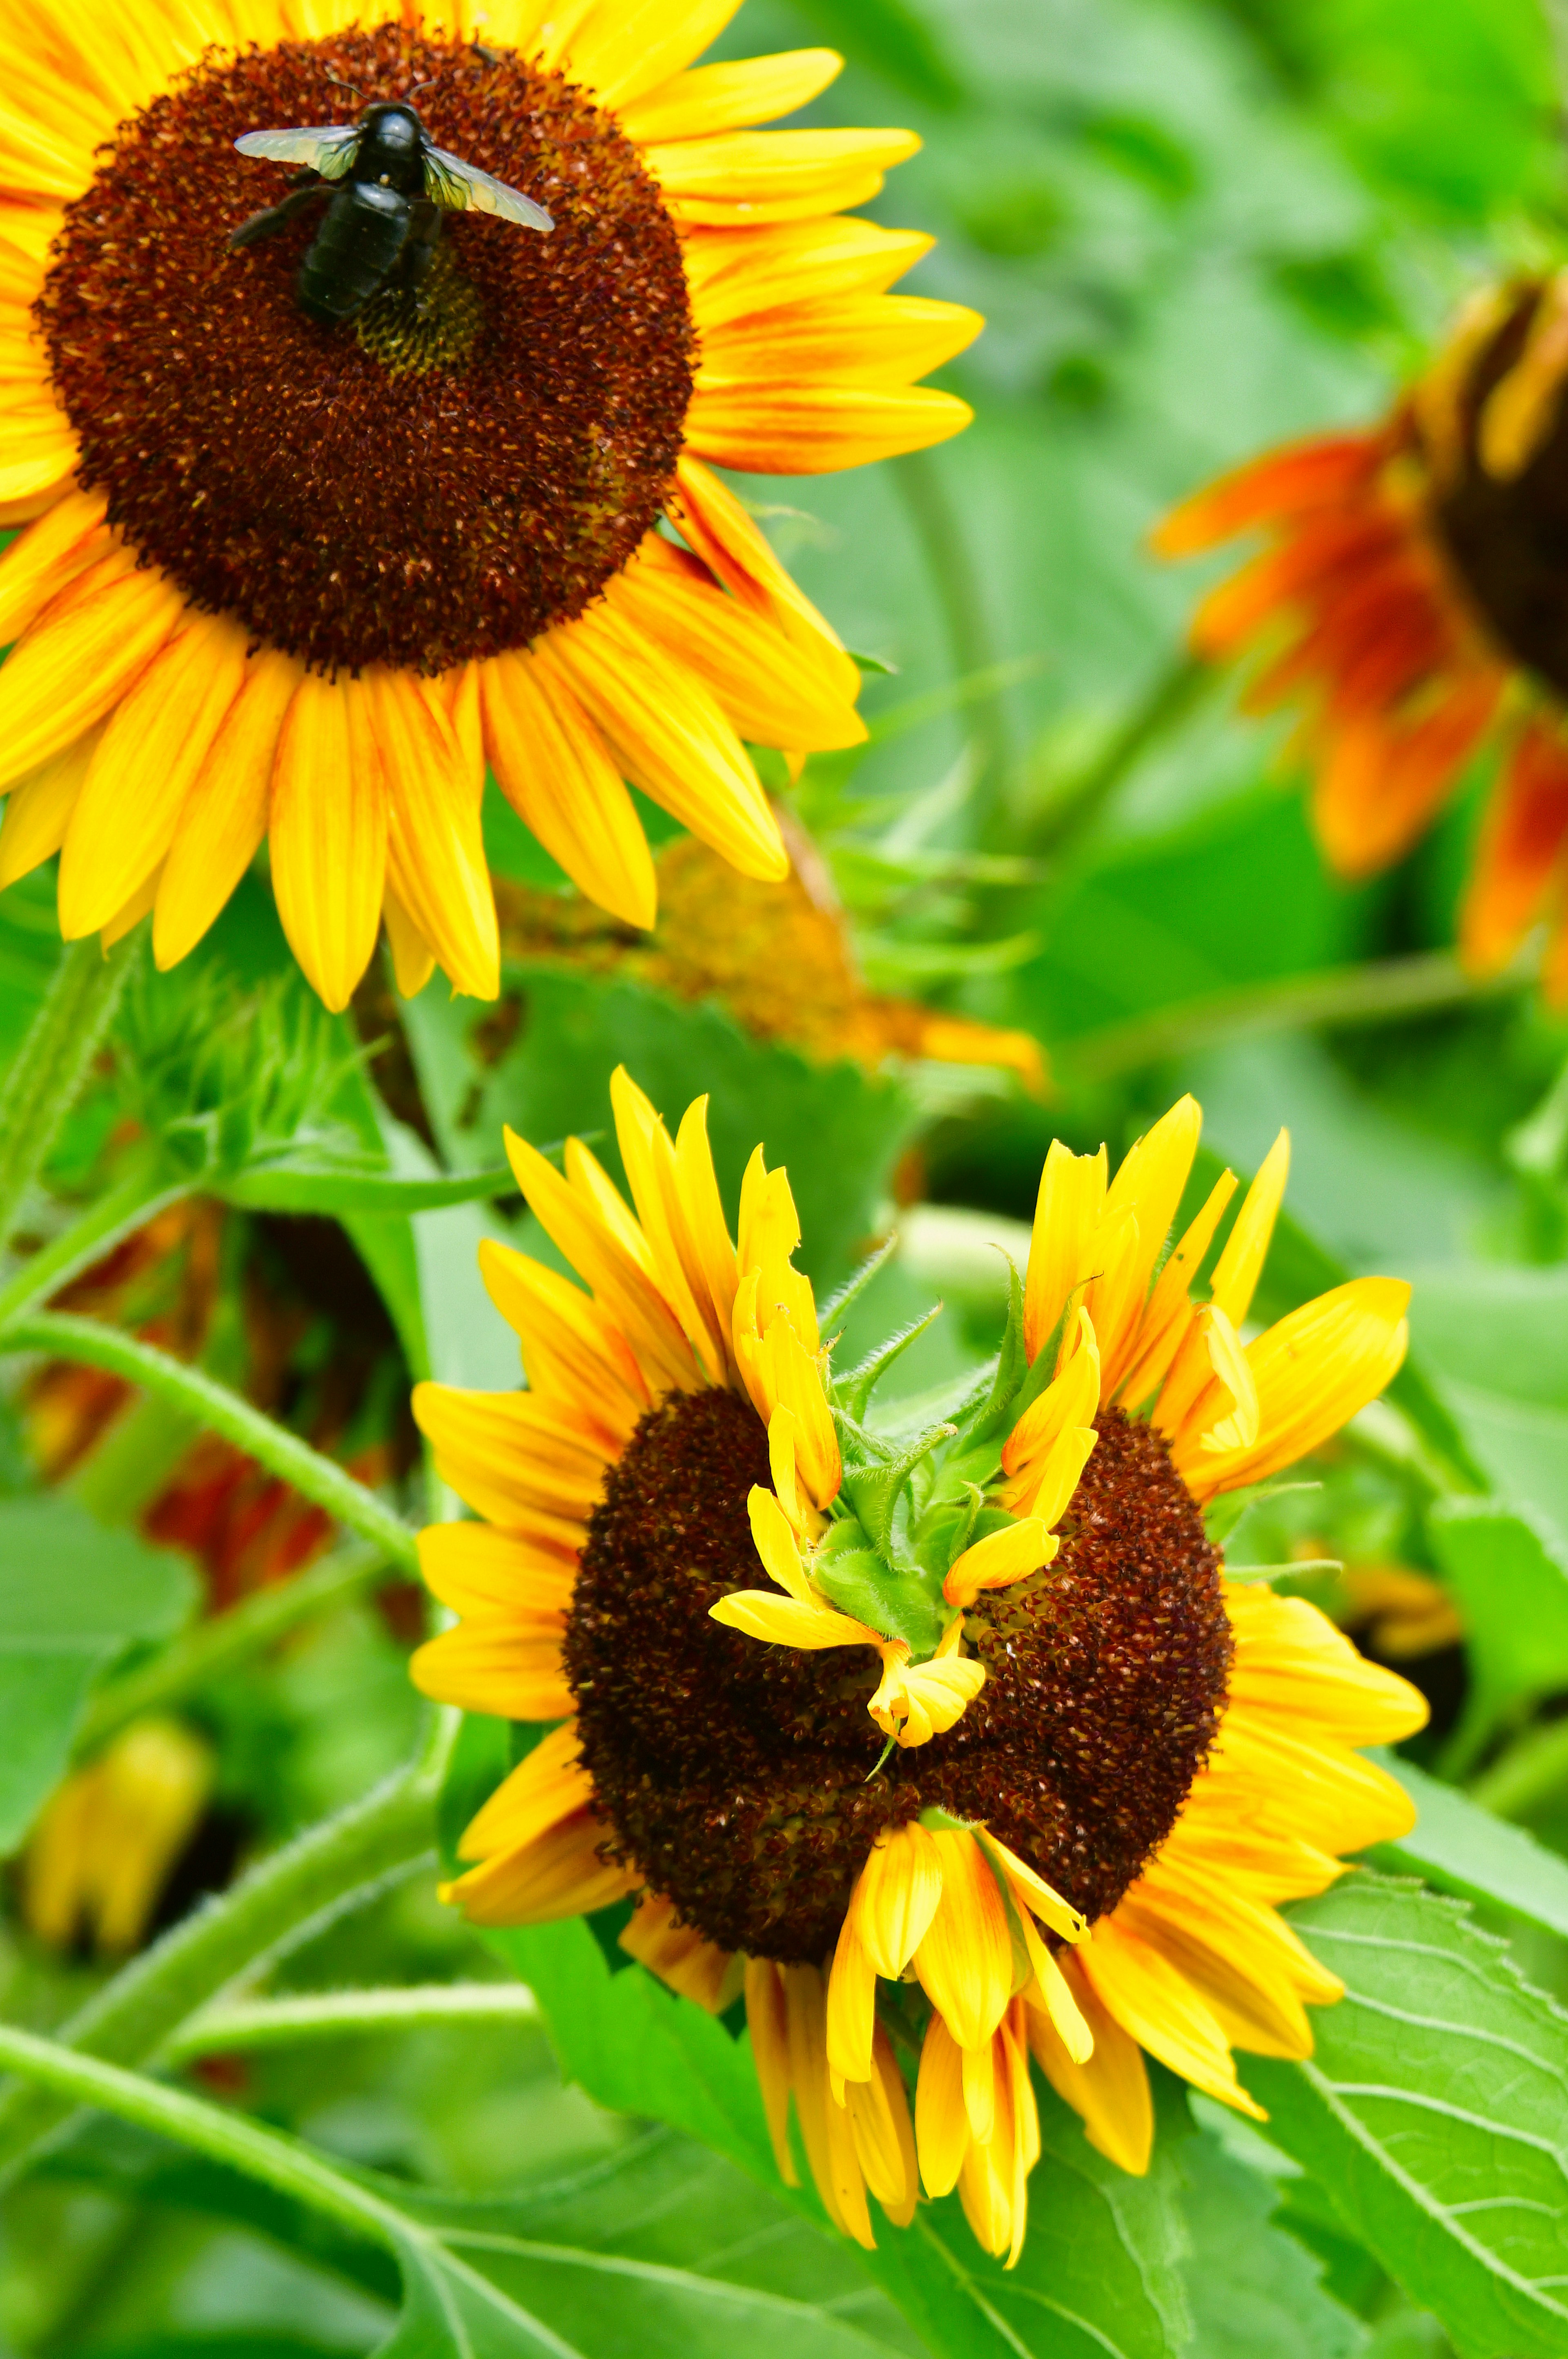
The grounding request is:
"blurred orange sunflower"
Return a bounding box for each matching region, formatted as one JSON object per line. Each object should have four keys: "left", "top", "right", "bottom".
{"left": 0, "top": 0, "right": 978, "bottom": 1007}
{"left": 1156, "top": 273, "right": 1568, "bottom": 1001}
{"left": 411, "top": 1074, "right": 1425, "bottom": 2261}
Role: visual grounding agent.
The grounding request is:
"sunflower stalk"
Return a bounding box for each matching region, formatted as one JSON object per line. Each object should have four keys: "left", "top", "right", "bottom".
{"left": 0, "top": 933, "right": 139, "bottom": 1258}
{"left": 0, "top": 1311, "right": 420, "bottom": 1576}
{"left": 0, "top": 1709, "right": 455, "bottom": 2189}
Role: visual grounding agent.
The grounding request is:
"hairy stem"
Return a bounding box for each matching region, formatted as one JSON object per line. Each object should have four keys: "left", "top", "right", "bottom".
{"left": 73, "top": 1541, "right": 394, "bottom": 1763}
{"left": 168, "top": 1981, "right": 539, "bottom": 2061}
{"left": 0, "top": 1713, "right": 456, "bottom": 2188}
{"left": 1025, "top": 654, "right": 1213, "bottom": 858}
{"left": 891, "top": 448, "right": 1008, "bottom": 811}
{"left": 0, "top": 1311, "right": 420, "bottom": 1575}
{"left": 1058, "top": 947, "right": 1530, "bottom": 1087}
{"left": 0, "top": 1165, "right": 192, "bottom": 1329}
{"left": 0, "top": 934, "right": 138, "bottom": 1254}
{"left": 0, "top": 2020, "right": 401, "bottom": 2247}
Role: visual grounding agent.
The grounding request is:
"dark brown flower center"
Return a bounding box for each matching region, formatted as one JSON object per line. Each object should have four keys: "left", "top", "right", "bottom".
{"left": 1425, "top": 284, "right": 1568, "bottom": 700}
{"left": 39, "top": 25, "right": 695, "bottom": 676}
{"left": 566, "top": 1390, "right": 1232, "bottom": 1963}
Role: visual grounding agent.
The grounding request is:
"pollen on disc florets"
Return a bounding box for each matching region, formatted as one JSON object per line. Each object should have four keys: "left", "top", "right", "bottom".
{"left": 38, "top": 26, "right": 695, "bottom": 676}
{"left": 1424, "top": 285, "right": 1568, "bottom": 700}
{"left": 566, "top": 1392, "right": 1232, "bottom": 1963}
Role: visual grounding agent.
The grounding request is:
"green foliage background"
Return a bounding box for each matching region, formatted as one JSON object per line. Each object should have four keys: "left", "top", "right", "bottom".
{"left": 3, "top": 0, "right": 1568, "bottom": 2354}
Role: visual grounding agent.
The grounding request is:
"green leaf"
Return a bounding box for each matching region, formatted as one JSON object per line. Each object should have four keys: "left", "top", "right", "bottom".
{"left": 0, "top": 1495, "right": 196, "bottom": 1847}
{"left": 483, "top": 1915, "right": 1191, "bottom": 2357}
{"left": 1254, "top": 1875, "right": 1568, "bottom": 2359}
{"left": 1178, "top": 2121, "right": 1366, "bottom": 2357}
{"left": 405, "top": 971, "right": 918, "bottom": 1289}
{"left": 1425, "top": 1501, "right": 1568, "bottom": 1772}
{"left": 1370, "top": 1754, "right": 1568, "bottom": 1946}
{"left": 782, "top": 0, "right": 967, "bottom": 108}
{"left": 1405, "top": 1270, "right": 1568, "bottom": 1542}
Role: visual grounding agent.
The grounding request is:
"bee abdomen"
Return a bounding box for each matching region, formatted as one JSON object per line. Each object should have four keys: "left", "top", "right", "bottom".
{"left": 297, "top": 183, "right": 409, "bottom": 326}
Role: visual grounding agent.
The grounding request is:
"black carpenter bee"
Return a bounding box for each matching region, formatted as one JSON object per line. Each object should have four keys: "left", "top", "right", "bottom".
{"left": 228, "top": 94, "right": 552, "bottom": 326}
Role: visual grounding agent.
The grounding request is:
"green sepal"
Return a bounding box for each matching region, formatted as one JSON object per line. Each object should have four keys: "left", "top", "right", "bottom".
{"left": 833, "top": 1304, "right": 945, "bottom": 1420}
{"left": 816, "top": 1233, "right": 898, "bottom": 1334}
{"left": 837, "top": 1420, "right": 958, "bottom": 1556}
{"left": 811, "top": 1547, "right": 944, "bottom": 1655}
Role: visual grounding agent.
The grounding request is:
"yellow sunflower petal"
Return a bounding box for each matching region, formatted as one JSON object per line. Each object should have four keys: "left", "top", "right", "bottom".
{"left": 0, "top": 486, "right": 107, "bottom": 645}
{"left": 709, "top": 1590, "right": 880, "bottom": 1650}
{"left": 153, "top": 646, "right": 300, "bottom": 972}
{"left": 646, "top": 125, "right": 920, "bottom": 225}
{"left": 1224, "top": 1583, "right": 1429, "bottom": 1746}
{"left": 1024, "top": 1139, "right": 1107, "bottom": 1365}
{"left": 826, "top": 1913, "right": 878, "bottom": 2085}
{"left": 0, "top": 555, "right": 183, "bottom": 793}
{"left": 268, "top": 672, "right": 388, "bottom": 1014}
{"left": 410, "top": 1624, "right": 572, "bottom": 1719}
{"left": 412, "top": 1380, "right": 610, "bottom": 1529}
{"left": 914, "top": 2007, "right": 970, "bottom": 2197}
{"left": 370, "top": 670, "right": 498, "bottom": 1001}
{"left": 685, "top": 379, "right": 974, "bottom": 475}
{"left": 1116, "top": 1170, "right": 1238, "bottom": 1411}
{"left": 849, "top": 1820, "right": 944, "bottom": 1978}
{"left": 1209, "top": 1130, "right": 1290, "bottom": 1329}
{"left": 543, "top": 600, "right": 787, "bottom": 882}
{"left": 746, "top": 1482, "right": 814, "bottom": 1603}
{"left": 682, "top": 216, "right": 935, "bottom": 330}
{"left": 619, "top": 1891, "right": 742, "bottom": 2013}
{"left": 564, "top": 0, "right": 744, "bottom": 109}
{"left": 0, "top": 725, "right": 101, "bottom": 890}
{"left": 943, "top": 1516, "right": 1054, "bottom": 1608}
{"left": 745, "top": 1956, "right": 799, "bottom": 2185}
{"left": 609, "top": 1066, "right": 730, "bottom": 1379}
{"left": 606, "top": 544, "right": 865, "bottom": 752}
{"left": 915, "top": 1831, "right": 1014, "bottom": 2052}
{"left": 846, "top": 2025, "right": 918, "bottom": 2223}
{"left": 1025, "top": 1950, "right": 1153, "bottom": 2175}
{"left": 441, "top": 1809, "right": 635, "bottom": 1926}
{"left": 1183, "top": 1277, "right": 1411, "bottom": 1499}
{"left": 58, "top": 612, "right": 251, "bottom": 939}
{"left": 476, "top": 1237, "right": 648, "bottom": 1443}
{"left": 668, "top": 452, "right": 859, "bottom": 699}
{"left": 1079, "top": 1918, "right": 1267, "bottom": 2120}
{"left": 700, "top": 293, "right": 983, "bottom": 389}
{"left": 417, "top": 1519, "right": 576, "bottom": 1619}
{"left": 619, "top": 49, "right": 842, "bottom": 143}
{"left": 502, "top": 1126, "right": 703, "bottom": 1398}
{"left": 480, "top": 648, "right": 657, "bottom": 932}
{"left": 382, "top": 885, "right": 437, "bottom": 999}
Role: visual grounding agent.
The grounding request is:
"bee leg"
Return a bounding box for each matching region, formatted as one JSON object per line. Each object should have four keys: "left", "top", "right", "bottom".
{"left": 227, "top": 180, "right": 328, "bottom": 254}
{"left": 403, "top": 200, "right": 444, "bottom": 316}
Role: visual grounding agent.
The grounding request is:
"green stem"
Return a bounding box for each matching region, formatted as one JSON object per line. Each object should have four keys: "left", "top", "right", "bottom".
{"left": 0, "top": 1165, "right": 192, "bottom": 1329}
{"left": 0, "top": 1311, "right": 420, "bottom": 1576}
{"left": 1026, "top": 654, "right": 1213, "bottom": 858}
{"left": 0, "top": 934, "right": 138, "bottom": 1254}
{"left": 1468, "top": 1716, "right": 1568, "bottom": 1822}
{"left": 1058, "top": 947, "right": 1530, "bottom": 1087}
{"left": 0, "top": 2019, "right": 402, "bottom": 2249}
{"left": 72, "top": 1541, "right": 393, "bottom": 1763}
{"left": 890, "top": 448, "right": 1008, "bottom": 810}
{"left": 0, "top": 1715, "right": 455, "bottom": 2187}
{"left": 168, "top": 1982, "right": 539, "bottom": 2062}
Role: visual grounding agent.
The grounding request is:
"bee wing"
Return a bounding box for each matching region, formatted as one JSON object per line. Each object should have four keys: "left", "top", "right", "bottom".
{"left": 234, "top": 126, "right": 360, "bottom": 180}
{"left": 422, "top": 144, "right": 553, "bottom": 231}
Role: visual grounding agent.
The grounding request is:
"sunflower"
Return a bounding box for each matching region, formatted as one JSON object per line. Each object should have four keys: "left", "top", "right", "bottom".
{"left": 411, "top": 1073, "right": 1427, "bottom": 2262}
{"left": 1154, "top": 271, "right": 1568, "bottom": 1003}
{"left": 0, "top": 0, "right": 978, "bottom": 1009}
